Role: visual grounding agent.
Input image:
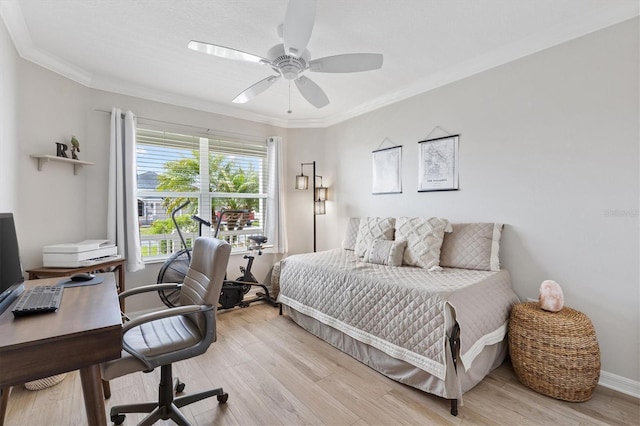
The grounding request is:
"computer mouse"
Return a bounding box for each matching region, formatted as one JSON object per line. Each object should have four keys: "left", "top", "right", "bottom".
{"left": 70, "top": 272, "right": 95, "bottom": 282}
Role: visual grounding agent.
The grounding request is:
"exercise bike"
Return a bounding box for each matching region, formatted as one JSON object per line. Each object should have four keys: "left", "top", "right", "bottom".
{"left": 156, "top": 204, "right": 278, "bottom": 310}
{"left": 214, "top": 210, "right": 279, "bottom": 310}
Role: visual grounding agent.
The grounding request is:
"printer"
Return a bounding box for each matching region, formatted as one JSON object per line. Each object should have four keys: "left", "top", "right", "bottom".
{"left": 43, "top": 239, "right": 120, "bottom": 267}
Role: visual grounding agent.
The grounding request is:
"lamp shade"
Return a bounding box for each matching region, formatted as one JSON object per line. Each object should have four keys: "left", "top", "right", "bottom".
{"left": 314, "top": 200, "right": 326, "bottom": 215}
{"left": 295, "top": 174, "right": 309, "bottom": 190}
{"left": 315, "top": 186, "right": 327, "bottom": 201}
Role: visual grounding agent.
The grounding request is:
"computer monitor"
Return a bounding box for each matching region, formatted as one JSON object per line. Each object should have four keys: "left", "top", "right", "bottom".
{"left": 0, "top": 212, "right": 25, "bottom": 314}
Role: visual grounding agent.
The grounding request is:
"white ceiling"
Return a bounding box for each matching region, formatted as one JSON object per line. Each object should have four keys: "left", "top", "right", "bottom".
{"left": 1, "top": 0, "right": 637, "bottom": 128}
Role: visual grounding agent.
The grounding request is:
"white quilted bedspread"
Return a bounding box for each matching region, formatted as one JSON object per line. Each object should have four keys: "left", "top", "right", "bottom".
{"left": 278, "top": 249, "right": 519, "bottom": 380}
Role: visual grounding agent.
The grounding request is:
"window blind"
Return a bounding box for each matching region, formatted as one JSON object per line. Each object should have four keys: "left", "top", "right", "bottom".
{"left": 136, "top": 128, "right": 269, "bottom": 259}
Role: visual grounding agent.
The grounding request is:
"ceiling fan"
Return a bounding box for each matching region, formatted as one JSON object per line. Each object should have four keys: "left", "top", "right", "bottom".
{"left": 188, "top": 0, "right": 383, "bottom": 109}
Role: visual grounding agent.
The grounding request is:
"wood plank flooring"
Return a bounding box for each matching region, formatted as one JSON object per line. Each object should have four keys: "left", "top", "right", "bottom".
{"left": 4, "top": 303, "right": 639, "bottom": 425}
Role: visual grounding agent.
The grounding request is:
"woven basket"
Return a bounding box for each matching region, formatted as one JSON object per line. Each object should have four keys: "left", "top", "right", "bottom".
{"left": 24, "top": 373, "right": 67, "bottom": 391}
{"left": 508, "top": 302, "right": 600, "bottom": 402}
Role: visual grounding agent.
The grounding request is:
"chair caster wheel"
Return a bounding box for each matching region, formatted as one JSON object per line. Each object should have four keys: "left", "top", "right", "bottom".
{"left": 217, "top": 392, "right": 229, "bottom": 404}
{"left": 174, "top": 380, "right": 185, "bottom": 393}
{"left": 111, "top": 414, "right": 126, "bottom": 425}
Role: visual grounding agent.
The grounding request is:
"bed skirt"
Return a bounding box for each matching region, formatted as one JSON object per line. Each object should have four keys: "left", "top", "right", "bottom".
{"left": 283, "top": 305, "right": 508, "bottom": 403}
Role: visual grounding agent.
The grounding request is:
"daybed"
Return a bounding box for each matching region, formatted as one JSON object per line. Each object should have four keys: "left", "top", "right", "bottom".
{"left": 276, "top": 217, "right": 520, "bottom": 415}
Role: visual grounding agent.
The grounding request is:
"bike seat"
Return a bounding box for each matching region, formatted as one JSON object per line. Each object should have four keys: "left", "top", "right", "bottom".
{"left": 248, "top": 235, "right": 268, "bottom": 245}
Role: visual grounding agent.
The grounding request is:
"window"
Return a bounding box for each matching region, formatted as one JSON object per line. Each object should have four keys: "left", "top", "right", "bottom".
{"left": 136, "top": 127, "right": 268, "bottom": 260}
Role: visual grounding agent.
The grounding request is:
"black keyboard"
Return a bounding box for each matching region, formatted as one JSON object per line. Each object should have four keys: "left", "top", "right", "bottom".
{"left": 12, "top": 286, "right": 63, "bottom": 317}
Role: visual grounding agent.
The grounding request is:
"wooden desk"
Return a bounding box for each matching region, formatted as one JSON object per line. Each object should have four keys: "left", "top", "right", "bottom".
{"left": 26, "top": 257, "right": 126, "bottom": 310}
{"left": 0, "top": 274, "right": 122, "bottom": 425}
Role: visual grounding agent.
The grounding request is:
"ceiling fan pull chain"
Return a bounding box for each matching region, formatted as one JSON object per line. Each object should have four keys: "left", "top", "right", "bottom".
{"left": 288, "top": 81, "right": 293, "bottom": 114}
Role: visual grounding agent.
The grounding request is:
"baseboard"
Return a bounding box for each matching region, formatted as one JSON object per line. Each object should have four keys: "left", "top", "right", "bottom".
{"left": 599, "top": 370, "right": 640, "bottom": 398}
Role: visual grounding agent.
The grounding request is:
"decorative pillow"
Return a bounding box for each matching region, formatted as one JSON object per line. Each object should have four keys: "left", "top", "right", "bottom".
{"left": 354, "top": 217, "right": 396, "bottom": 257}
{"left": 363, "top": 239, "right": 407, "bottom": 266}
{"left": 440, "top": 223, "right": 504, "bottom": 271}
{"left": 342, "top": 217, "right": 361, "bottom": 251}
{"left": 395, "top": 217, "right": 452, "bottom": 270}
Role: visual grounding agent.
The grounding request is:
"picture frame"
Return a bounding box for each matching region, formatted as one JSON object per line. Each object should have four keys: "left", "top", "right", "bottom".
{"left": 418, "top": 135, "right": 459, "bottom": 192}
{"left": 372, "top": 145, "right": 402, "bottom": 194}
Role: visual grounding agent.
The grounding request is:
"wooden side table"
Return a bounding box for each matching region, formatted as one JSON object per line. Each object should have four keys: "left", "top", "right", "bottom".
{"left": 508, "top": 302, "right": 601, "bottom": 402}
{"left": 26, "top": 257, "right": 126, "bottom": 310}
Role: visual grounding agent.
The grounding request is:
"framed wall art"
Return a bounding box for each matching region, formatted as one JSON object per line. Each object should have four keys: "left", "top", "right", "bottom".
{"left": 418, "top": 135, "right": 459, "bottom": 192}
{"left": 372, "top": 145, "right": 402, "bottom": 194}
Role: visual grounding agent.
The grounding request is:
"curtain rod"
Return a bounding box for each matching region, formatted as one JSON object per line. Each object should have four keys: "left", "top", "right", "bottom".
{"left": 92, "top": 108, "right": 266, "bottom": 143}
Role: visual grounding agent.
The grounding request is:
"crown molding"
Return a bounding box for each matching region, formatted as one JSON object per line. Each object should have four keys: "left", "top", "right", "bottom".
{"left": 2, "top": 0, "right": 638, "bottom": 129}
{"left": 0, "top": 0, "right": 92, "bottom": 85}
{"left": 89, "top": 74, "right": 292, "bottom": 128}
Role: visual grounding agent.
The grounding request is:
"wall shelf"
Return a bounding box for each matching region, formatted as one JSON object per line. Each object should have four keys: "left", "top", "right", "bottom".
{"left": 31, "top": 155, "right": 94, "bottom": 175}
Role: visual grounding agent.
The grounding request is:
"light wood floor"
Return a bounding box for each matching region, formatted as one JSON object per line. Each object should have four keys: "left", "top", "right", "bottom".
{"left": 4, "top": 303, "right": 639, "bottom": 425}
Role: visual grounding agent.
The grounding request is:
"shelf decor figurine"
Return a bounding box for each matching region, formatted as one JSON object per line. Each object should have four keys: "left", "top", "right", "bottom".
{"left": 55, "top": 141, "right": 69, "bottom": 158}
{"left": 70, "top": 136, "right": 80, "bottom": 160}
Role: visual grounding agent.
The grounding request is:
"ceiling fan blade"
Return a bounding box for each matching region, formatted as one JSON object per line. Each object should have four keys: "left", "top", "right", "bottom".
{"left": 295, "top": 76, "right": 329, "bottom": 108}
{"left": 283, "top": 0, "right": 316, "bottom": 57}
{"left": 309, "top": 53, "right": 383, "bottom": 73}
{"left": 232, "top": 75, "right": 280, "bottom": 103}
{"left": 188, "top": 40, "right": 268, "bottom": 64}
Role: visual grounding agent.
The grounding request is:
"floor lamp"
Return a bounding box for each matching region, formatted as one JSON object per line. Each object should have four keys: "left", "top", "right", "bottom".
{"left": 295, "top": 161, "right": 327, "bottom": 252}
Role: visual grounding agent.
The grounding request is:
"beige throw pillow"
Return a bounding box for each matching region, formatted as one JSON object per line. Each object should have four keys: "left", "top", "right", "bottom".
{"left": 440, "top": 223, "right": 504, "bottom": 271}
{"left": 396, "top": 217, "right": 452, "bottom": 270}
{"left": 354, "top": 217, "right": 396, "bottom": 257}
{"left": 363, "top": 239, "right": 407, "bottom": 266}
{"left": 342, "top": 217, "right": 361, "bottom": 251}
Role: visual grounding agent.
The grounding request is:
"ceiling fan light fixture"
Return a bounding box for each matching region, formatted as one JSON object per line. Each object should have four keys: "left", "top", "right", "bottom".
{"left": 281, "top": 65, "right": 300, "bottom": 80}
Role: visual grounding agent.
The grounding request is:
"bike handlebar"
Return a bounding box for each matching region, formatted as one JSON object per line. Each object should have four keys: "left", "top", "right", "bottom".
{"left": 191, "top": 215, "right": 211, "bottom": 227}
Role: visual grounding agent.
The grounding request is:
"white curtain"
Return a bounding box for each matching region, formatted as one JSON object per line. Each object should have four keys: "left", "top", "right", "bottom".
{"left": 107, "top": 108, "right": 144, "bottom": 272}
{"left": 265, "top": 136, "right": 288, "bottom": 253}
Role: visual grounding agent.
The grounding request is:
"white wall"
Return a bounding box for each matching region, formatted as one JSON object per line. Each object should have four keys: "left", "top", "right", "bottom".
{"left": 16, "top": 55, "right": 93, "bottom": 256}
{"left": 0, "top": 15, "right": 18, "bottom": 213}
{"left": 286, "top": 19, "right": 639, "bottom": 386}
{"left": 284, "top": 128, "right": 329, "bottom": 254}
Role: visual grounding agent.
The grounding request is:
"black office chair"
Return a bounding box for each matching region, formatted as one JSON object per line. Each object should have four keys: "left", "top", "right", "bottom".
{"left": 100, "top": 237, "right": 231, "bottom": 425}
